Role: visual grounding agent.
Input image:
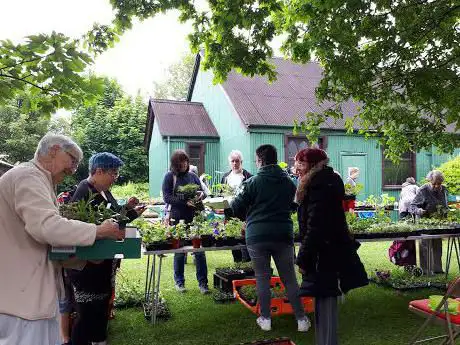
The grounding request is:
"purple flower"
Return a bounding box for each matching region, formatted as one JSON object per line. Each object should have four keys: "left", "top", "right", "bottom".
{"left": 213, "top": 228, "right": 220, "bottom": 235}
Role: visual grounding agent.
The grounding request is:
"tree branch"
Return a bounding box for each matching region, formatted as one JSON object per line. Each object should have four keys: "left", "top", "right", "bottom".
{"left": 0, "top": 72, "right": 53, "bottom": 93}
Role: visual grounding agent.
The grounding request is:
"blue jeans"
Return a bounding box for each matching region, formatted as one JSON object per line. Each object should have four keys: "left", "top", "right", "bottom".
{"left": 247, "top": 242, "right": 306, "bottom": 320}
{"left": 173, "top": 252, "right": 208, "bottom": 287}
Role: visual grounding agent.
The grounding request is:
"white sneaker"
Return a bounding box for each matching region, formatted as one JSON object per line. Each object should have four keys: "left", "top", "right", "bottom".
{"left": 256, "top": 316, "right": 271, "bottom": 331}
{"left": 175, "top": 284, "right": 187, "bottom": 293}
{"left": 297, "top": 317, "right": 311, "bottom": 332}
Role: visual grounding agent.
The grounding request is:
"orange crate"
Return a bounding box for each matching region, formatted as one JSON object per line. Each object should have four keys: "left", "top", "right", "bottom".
{"left": 237, "top": 337, "right": 296, "bottom": 345}
{"left": 233, "top": 277, "right": 314, "bottom": 316}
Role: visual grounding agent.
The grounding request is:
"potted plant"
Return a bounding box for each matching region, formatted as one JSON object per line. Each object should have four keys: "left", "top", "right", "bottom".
{"left": 224, "top": 217, "right": 244, "bottom": 246}
{"left": 189, "top": 225, "right": 202, "bottom": 248}
{"left": 211, "top": 221, "right": 226, "bottom": 246}
{"left": 132, "top": 219, "right": 169, "bottom": 251}
{"left": 168, "top": 220, "right": 187, "bottom": 249}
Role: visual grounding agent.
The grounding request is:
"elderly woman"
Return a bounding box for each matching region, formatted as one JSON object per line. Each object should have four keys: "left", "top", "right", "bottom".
{"left": 410, "top": 170, "right": 449, "bottom": 275}
{"left": 0, "top": 134, "right": 121, "bottom": 345}
{"left": 221, "top": 150, "right": 252, "bottom": 263}
{"left": 295, "top": 148, "right": 368, "bottom": 345}
{"left": 68, "top": 152, "right": 143, "bottom": 345}
{"left": 162, "top": 150, "right": 209, "bottom": 294}
{"left": 230, "top": 145, "right": 311, "bottom": 332}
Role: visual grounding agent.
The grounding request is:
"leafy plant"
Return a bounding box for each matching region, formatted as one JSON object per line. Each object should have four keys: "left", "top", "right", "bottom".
{"left": 177, "top": 184, "right": 200, "bottom": 200}
{"left": 169, "top": 220, "right": 188, "bottom": 239}
{"left": 132, "top": 219, "right": 168, "bottom": 244}
{"left": 111, "top": 182, "right": 150, "bottom": 203}
{"left": 428, "top": 296, "right": 460, "bottom": 315}
{"left": 344, "top": 183, "right": 364, "bottom": 196}
{"left": 225, "top": 218, "right": 244, "bottom": 238}
{"left": 211, "top": 183, "right": 235, "bottom": 197}
{"left": 59, "top": 192, "right": 116, "bottom": 225}
{"left": 239, "top": 285, "right": 258, "bottom": 305}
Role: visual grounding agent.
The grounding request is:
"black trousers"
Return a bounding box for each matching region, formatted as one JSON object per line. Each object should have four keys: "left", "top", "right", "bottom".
{"left": 232, "top": 248, "right": 251, "bottom": 263}
{"left": 71, "top": 297, "right": 110, "bottom": 345}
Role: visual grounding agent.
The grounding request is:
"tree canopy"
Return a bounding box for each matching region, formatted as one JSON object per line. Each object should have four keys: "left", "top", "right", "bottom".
{"left": 153, "top": 53, "right": 195, "bottom": 100}
{"left": 107, "top": 0, "right": 460, "bottom": 159}
{"left": 72, "top": 79, "right": 149, "bottom": 183}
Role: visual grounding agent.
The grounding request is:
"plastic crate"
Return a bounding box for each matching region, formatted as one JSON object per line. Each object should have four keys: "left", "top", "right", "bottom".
{"left": 214, "top": 272, "right": 247, "bottom": 293}
{"left": 233, "top": 277, "right": 314, "bottom": 316}
{"left": 48, "top": 227, "right": 141, "bottom": 260}
{"left": 237, "top": 337, "right": 296, "bottom": 345}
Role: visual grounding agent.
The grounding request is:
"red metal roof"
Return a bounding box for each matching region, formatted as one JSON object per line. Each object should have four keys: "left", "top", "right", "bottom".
{"left": 221, "top": 58, "right": 360, "bottom": 129}
{"left": 148, "top": 99, "right": 219, "bottom": 137}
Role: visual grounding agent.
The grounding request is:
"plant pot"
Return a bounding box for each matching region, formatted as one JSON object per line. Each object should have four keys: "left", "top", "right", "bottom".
{"left": 215, "top": 237, "right": 226, "bottom": 247}
{"left": 225, "top": 237, "right": 238, "bottom": 246}
{"left": 201, "top": 235, "right": 214, "bottom": 247}
{"left": 170, "top": 238, "right": 183, "bottom": 249}
{"left": 192, "top": 238, "right": 201, "bottom": 248}
{"left": 146, "top": 241, "right": 170, "bottom": 251}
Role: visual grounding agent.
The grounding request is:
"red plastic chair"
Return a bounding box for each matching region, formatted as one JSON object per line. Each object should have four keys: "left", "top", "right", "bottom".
{"left": 408, "top": 277, "right": 460, "bottom": 344}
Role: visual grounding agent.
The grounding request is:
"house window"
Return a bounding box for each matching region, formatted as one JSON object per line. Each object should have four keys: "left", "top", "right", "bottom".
{"left": 186, "top": 142, "right": 205, "bottom": 175}
{"left": 284, "top": 135, "right": 327, "bottom": 169}
{"left": 382, "top": 151, "right": 416, "bottom": 189}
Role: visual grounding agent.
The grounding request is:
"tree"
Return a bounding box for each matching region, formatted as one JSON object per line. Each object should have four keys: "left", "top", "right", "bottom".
{"left": 0, "top": 95, "right": 50, "bottom": 163}
{"left": 0, "top": 27, "right": 115, "bottom": 114}
{"left": 153, "top": 53, "right": 195, "bottom": 100}
{"left": 107, "top": 0, "right": 459, "bottom": 159}
{"left": 71, "top": 79, "right": 149, "bottom": 183}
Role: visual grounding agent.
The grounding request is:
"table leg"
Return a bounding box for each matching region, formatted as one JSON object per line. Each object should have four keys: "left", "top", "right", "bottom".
{"left": 144, "top": 255, "right": 151, "bottom": 302}
{"left": 153, "top": 254, "right": 164, "bottom": 325}
{"left": 150, "top": 255, "right": 156, "bottom": 324}
{"left": 445, "top": 237, "right": 453, "bottom": 280}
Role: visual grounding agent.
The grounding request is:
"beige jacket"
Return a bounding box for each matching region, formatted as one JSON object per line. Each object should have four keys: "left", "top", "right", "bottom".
{"left": 0, "top": 160, "right": 97, "bottom": 320}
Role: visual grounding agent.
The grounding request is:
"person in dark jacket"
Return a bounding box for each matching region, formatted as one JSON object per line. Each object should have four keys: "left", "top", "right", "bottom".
{"left": 221, "top": 150, "right": 252, "bottom": 263}
{"left": 69, "top": 152, "right": 144, "bottom": 345}
{"left": 162, "top": 150, "right": 209, "bottom": 294}
{"left": 295, "top": 148, "right": 368, "bottom": 345}
{"left": 230, "top": 145, "right": 311, "bottom": 332}
{"left": 409, "top": 170, "right": 449, "bottom": 275}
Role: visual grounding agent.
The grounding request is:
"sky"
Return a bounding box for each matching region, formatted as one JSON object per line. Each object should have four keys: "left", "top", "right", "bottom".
{"left": 0, "top": 0, "right": 194, "bottom": 98}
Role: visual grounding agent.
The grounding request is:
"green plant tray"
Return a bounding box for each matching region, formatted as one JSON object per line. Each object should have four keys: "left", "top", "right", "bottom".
{"left": 48, "top": 228, "right": 141, "bottom": 260}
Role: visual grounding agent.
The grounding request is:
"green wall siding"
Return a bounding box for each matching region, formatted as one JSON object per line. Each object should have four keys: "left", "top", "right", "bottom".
{"left": 249, "top": 132, "right": 285, "bottom": 174}
{"left": 148, "top": 122, "right": 168, "bottom": 197}
{"left": 190, "top": 68, "right": 251, "bottom": 177}
{"left": 148, "top": 131, "right": 220, "bottom": 197}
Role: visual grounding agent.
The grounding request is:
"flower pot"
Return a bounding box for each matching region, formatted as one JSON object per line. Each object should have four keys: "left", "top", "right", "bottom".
{"left": 215, "top": 237, "right": 226, "bottom": 247}
{"left": 171, "top": 238, "right": 182, "bottom": 249}
{"left": 192, "top": 238, "right": 201, "bottom": 248}
{"left": 201, "top": 235, "right": 214, "bottom": 247}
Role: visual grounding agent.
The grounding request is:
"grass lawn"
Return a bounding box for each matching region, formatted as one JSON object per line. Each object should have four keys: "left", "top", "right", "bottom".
{"left": 108, "top": 241, "right": 458, "bottom": 345}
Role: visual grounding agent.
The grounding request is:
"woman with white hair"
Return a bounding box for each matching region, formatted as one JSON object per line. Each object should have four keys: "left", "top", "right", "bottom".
{"left": 410, "top": 170, "right": 449, "bottom": 274}
{"left": 221, "top": 150, "right": 252, "bottom": 263}
{"left": 0, "top": 133, "right": 121, "bottom": 345}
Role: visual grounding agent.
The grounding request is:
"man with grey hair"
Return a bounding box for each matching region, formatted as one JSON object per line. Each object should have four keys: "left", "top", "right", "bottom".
{"left": 410, "top": 170, "right": 449, "bottom": 275}
{"left": 221, "top": 150, "right": 252, "bottom": 263}
{"left": 0, "top": 133, "right": 122, "bottom": 345}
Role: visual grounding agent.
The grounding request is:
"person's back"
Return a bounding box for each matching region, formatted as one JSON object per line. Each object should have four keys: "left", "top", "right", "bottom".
{"left": 241, "top": 165, "right": 296, "bottom": 245}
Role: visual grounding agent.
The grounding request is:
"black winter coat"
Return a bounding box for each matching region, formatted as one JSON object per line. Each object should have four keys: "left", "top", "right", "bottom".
{"left": 296, "top": 166, "right": 368, "bottom": 297}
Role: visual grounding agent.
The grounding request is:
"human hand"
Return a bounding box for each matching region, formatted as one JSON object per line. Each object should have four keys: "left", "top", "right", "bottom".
{"left": 195, "top": 191, "right": 204, "bottom": 201}
{"left": 96, "top": 219, "right": 125, "bottom": 240}
{"left": 187, "top": 200, "right": 196, "bottom": 208}
{"left": 135, "top": 205, "right": 146, "bottom": 216}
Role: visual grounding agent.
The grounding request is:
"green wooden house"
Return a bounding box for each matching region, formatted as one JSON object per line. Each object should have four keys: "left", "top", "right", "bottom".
{"left": 144, "top": 54, "right": 459, "bottom": 199}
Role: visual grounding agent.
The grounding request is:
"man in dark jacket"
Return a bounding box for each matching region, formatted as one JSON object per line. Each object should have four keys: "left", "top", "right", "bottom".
{"left": 230, "top": 145, "right": 311, "bottom": 332}
{"left": 221, "top": 150, "right": 252, "bottom": 262}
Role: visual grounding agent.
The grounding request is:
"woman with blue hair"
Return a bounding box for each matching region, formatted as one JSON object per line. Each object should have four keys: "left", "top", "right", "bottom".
{"left": 67, "top": 152, "right": 145, "bottom": 345}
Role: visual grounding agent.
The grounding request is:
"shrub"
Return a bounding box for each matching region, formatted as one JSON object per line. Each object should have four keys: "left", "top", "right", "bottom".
{"left": 436, "top": 155, "right": 460, "bottom": 195}
{"left": 111, "top": 182, "right": 150, "bottom": 202}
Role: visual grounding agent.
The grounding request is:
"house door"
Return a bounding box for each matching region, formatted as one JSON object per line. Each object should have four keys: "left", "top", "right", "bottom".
{"left": 340, "top": 153, "right": 367, "bottom": 200}
{"left": 186, "top": 142, "right": 205, "bottom": 175}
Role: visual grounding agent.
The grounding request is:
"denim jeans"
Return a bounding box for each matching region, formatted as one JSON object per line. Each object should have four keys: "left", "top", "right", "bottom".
{"left": 173, "top": 252, "right": 208, "bottom": 287}
{"left": 247, "top": 242, "right": 305, "bottom": 320}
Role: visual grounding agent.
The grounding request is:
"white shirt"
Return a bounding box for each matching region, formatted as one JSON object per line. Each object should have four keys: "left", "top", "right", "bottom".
{"left": 226, "top": 171, "right": 245, "bottom": 190}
